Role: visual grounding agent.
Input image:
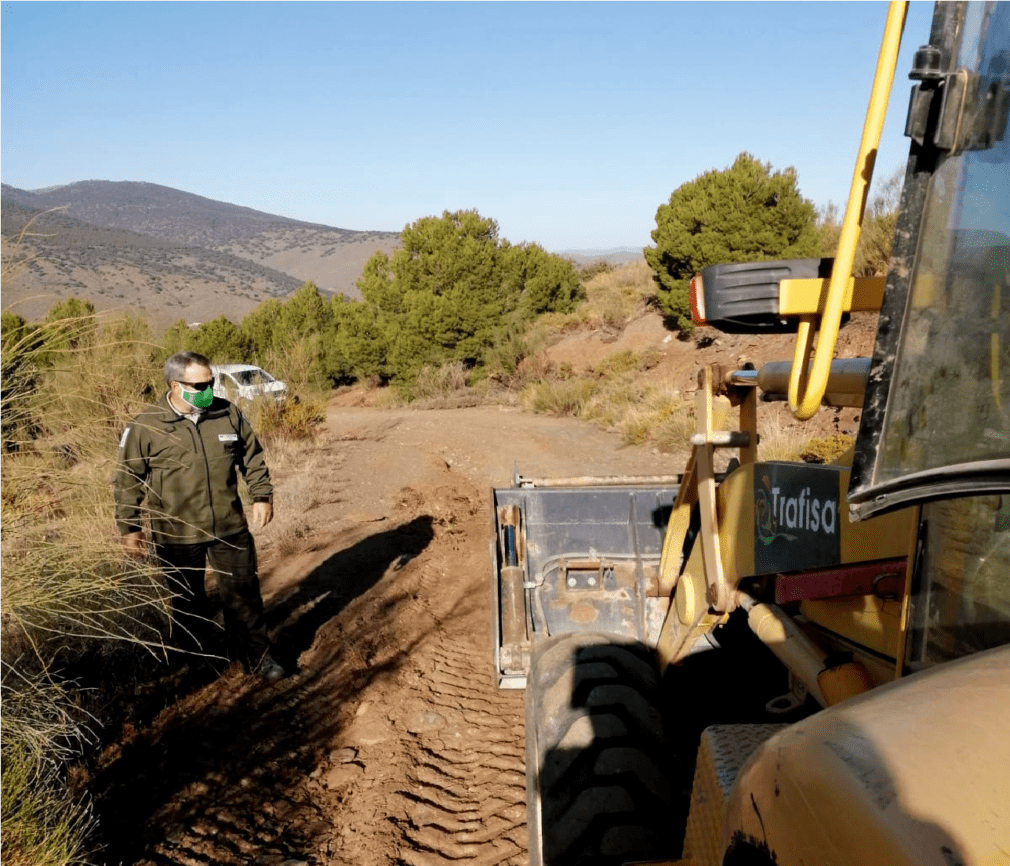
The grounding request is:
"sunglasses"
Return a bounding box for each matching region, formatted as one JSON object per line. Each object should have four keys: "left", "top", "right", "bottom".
{"left": 178, "top": 379, "right": 215, "bottom": 391}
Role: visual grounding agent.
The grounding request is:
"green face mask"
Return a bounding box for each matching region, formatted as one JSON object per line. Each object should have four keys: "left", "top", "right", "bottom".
{"left": 180, "top": 383, "right": 214, "bottom": 410}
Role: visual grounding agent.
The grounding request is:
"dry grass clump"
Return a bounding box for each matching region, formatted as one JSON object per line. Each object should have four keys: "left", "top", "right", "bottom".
{"left": 483, "top": 326, "right": 553, "bottom": 391}
{"left": 623, "top": 385, "right": 696, "bottom": 452}
{"left": 525, "top": 377, "right": 600, "bottom": 417}
{"left": 388, "top": 360, "right": 502, "bottom": 410}
{"left": 583, "top": 379, "right": 649, "bottom": 428}
{"left": 520, "top": 347, "right": 695, "bottom": 454}
{"left": 800, "top": 433, "right": 856, "bottom": 464}
{"left": 516, "top": 340, "right": 849, "bottom": 464}
{"left": 247, "top": 394, "right": 326, "bottom": 442}
{"left": 407, "top": 360, "right": 475, "bottom": 408}
{"left": 0, "top": 736, "right": 95, "bottom": 866}
{"left": 538, "top": 259, "right": 655, "bottom": 334}
{"left": 757, "top": 410, "right": 815, "bottom": 462}
{"left": 1, "top": 309, "right": 175, "bottom": 866}
{"left": 255, "top": 439, "right": 326, "bottom": 559}
{"left": 2, "top": 316, "right": 174, "bottom": 659}
{"left": 753, "top": 408, "right": 858, "bottom": 464}
{"left": 3, "top": 516, "right": 173, "bottom": 662}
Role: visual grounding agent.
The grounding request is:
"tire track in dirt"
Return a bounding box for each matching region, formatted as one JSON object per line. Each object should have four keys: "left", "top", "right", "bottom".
{"left": 391, "top": 634, "right": 526, "bottom": 866}
{"left": 309, "top": 459, "right": 527, "bottom": 866}
{"left": 376, "top": 471, "right": 527, "bottom": 865}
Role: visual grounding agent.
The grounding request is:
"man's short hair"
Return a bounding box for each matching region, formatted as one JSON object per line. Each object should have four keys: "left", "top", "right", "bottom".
{"left": 164, "top": 351, "right": 212, "bottom": 385}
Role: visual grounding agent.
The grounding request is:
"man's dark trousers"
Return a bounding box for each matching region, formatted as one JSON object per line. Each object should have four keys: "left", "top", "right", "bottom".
{"left": 155, "top": 528, "right": 270, "bottom": 668}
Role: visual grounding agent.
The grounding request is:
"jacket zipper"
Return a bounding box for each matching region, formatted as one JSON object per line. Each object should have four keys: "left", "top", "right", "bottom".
{"left": 187, "top": 419, "right": 217, "bottom": 538}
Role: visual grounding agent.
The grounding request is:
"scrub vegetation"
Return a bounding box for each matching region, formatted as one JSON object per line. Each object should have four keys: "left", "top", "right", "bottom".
{"left": 1, "top": 307, "right": 172, "bottom": 865}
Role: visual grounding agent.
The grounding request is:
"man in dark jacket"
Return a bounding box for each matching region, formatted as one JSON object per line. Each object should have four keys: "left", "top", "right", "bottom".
{"left": 114, "top": 350, "right": 286, "bottom": 681}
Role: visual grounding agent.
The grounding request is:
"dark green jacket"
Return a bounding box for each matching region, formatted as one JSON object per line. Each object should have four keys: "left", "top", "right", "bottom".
{"left": 114, "top": 394, "right": 273, "bottom": 545}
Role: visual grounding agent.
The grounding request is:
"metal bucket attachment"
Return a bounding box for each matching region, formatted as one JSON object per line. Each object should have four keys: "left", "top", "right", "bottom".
{"left": 490, "top": 478, "right": 679, "bottom": 688}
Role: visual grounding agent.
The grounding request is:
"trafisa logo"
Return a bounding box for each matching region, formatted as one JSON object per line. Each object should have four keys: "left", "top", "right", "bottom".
{"left": 754, "top": 464, "right": 842, "bottom": 573}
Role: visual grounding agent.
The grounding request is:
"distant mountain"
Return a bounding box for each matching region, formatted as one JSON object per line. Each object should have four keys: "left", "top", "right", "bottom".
{"left": 1, "top": 181, "right": 400, "bottom": 326}
{"left": 1, "top": 198, "right": 304, "bottom": 325}
{"left": 560, "top": 247, "right": 645, "bottom": 266}
{"left": 1, "top": 179, "right": 643, "bottom": 327}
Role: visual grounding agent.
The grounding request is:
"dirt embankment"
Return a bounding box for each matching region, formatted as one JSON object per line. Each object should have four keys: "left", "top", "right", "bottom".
{"left": 86, "top": 311, "right": 877, "bottom": 865}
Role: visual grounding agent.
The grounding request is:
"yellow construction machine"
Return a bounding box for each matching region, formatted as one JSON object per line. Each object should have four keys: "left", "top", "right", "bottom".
{"left": 490, "top": 3, "right": 1010, "bottom": 864}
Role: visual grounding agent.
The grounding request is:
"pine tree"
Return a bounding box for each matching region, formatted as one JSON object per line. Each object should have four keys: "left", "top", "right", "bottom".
{"left": 355, "top": 209, "right": 582, "bottom": 382}
{"left": 163, "top": 316, "right": 249, "bottom": 363}
{"left": 645, "top": 153, "right": 820, "bottom": 331}
{"left": 241, "top": 298, "right": 284, "bottom": 361}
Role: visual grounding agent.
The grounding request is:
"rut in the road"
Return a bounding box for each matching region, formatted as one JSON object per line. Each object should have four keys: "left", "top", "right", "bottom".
{"left": 391, "top": 634, "right": 527, "bottom": 866}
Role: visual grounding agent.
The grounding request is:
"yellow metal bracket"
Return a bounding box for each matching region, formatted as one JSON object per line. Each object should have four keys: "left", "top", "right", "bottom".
{"left": 696, "top": 368, "right": 736, "bottom": 614}
{"left": 778, "top": 276, "right": 886, "bottom": 316}
{"left": 658, "top": 449, "right": 699, "bottom": 597}
{"left": 657, "top": 366, "right": 764, "bottom": 667}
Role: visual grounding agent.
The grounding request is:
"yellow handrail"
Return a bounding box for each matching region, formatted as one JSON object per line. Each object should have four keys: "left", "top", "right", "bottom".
{"left": 789, "top": 0, "right": 909, "bottom": 420}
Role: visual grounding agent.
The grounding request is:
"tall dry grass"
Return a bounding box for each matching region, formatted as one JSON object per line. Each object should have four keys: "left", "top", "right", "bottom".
{"left": 538, "top": 259, "right": 655, "bottom": 334}
{"left": 0, "top": 738, "right": 96, "bottom": 866}
{"left": 520, "top": 347, "right": 696, "bottom": 454}
{"left": 254, "top": 436, "right": 328, "bottom": 559}
{"left": 1, "top": 304, "right": 178, "bottom": 865}
{"left": 387, "top": 359, "right": 499, "bottom": 409}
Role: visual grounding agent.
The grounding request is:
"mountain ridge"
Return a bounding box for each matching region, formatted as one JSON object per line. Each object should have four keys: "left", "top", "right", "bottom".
{"left": 1, "top": 180, "right": 402, "bottom": 325}
{"left": 2, "top": 179, "right": 644, "bottom": 327}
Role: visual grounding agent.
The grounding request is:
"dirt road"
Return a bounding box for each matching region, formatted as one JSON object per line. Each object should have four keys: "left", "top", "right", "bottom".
{"left": 90, "top": 403, "right": 681, "bottom": 866}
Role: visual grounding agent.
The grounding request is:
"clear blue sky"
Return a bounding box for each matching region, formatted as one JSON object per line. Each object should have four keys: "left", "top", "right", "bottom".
{"left": 2, "top": 1, "right": 935, "bottom": 252}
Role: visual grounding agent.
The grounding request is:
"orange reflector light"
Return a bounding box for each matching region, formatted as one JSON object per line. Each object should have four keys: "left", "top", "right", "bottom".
{"left": 690, "top": 274, "right": 707, "bottom": 324}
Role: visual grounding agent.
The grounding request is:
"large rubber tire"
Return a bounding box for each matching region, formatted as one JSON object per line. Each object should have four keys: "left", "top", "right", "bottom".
{"left": 525, "top": 633, "right": 682, "bottom": 866}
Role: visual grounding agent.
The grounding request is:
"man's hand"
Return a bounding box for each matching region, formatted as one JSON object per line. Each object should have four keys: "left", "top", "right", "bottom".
{"left": 251, "top": 500, "right": 273, "bottom": 529}
{"left": 122, "top": 531, "right": 147, "bottom": 559}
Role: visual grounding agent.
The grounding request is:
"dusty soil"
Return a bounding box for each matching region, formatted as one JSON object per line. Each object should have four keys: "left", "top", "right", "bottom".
{"left": 87, "top": 403, "right": 684, "bottom": 866}
{"left": 86, "top": 312, "right": 876, "bottom": 866}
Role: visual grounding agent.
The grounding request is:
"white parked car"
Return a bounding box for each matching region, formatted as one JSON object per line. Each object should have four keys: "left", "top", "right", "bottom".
{"left": 211, "top": 364, "right": 288, "bottom": 404}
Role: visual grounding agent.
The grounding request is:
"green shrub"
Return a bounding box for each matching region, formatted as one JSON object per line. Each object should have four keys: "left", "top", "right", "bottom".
{"left": 162, "top": 315, "right": 250, "bottom": 363}
{"left": 578, "top": 259, "right": 615, "bottom": 282}
{"left": 257, "top": 333, "right": 330, "bottom": 392}
{"left": 645, "top": 153, "right": 820, "bottom": 332}
{"left": 355, "top": 210, "right": 583, "bottom": 383}
{"left": 484, "top": 327, "right": 536, "bottom": 386}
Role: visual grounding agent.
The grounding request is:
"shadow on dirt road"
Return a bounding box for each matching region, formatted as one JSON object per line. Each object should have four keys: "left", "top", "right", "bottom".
{"left": 89, "top": 515, "right": 437, "bottom": 866}
{"left": 268, "top": 515, "right": 435, "bottom": 671}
